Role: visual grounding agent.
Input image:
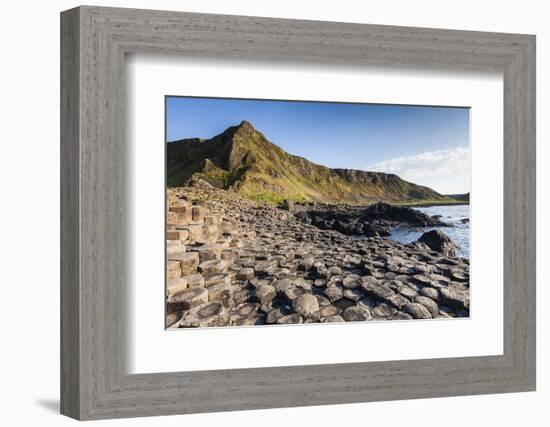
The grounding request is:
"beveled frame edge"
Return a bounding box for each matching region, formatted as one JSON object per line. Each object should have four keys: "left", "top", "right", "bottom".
{"left": 60, "top": 5, "right": 536, "bottom": 420}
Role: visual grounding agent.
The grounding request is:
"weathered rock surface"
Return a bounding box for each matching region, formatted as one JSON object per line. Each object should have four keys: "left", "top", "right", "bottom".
{"left": 166, "top": 186, "right": 470, "bottom": 328}
{"left": 295, "top": 202, "right": 450, "bottom": 238}
{"left": 322, "top": 315, "right": 345, "bottom": 323}
{"left": 207, "top": 282, "right": 233, "bottom": 308}
{"left": 198, "top": 259, "right": 227, "bottom": 275}
{"left": 173, "top": 252, "right": 199, "bottom": 275}
{"left": 414, "top": 229, "right": 459, "bottom": 257}
{"left": 403, "top": 302, "right": 433, "bottom": 319}
{"left": 179, "top": 302, "right": 229, "bottom": 328}
{"left": 253, "top": 284, "right": 277, "bottom": 305}
{"left": 277, "top": 313, "right": 303, "bottom": 324}
{"left": 343, "top": 306, "right": 372, "bottom": 322}
{"left": 167, "top": 287, "right": 208, "bottom": 310}
{"left": 439, "top": 286, "right": 470, "bottom": 310}
{"left": 414, "top": 295, "right": 440, "bottom": 316}
{"left": 293, "top": 294, "right": 320, "bottom": 321}
{"left": 236, "top": 267, "right": 255, "bottom": 280}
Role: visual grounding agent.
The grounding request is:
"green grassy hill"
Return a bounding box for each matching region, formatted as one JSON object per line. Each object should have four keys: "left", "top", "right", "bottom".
{"left": 166, "top": 121, "right": 454, "bottom": 205}
{"left": 445, "top": 193, "right": 470, "bottom": 203}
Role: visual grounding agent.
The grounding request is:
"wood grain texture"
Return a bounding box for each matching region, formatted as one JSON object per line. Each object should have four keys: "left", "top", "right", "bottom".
{"left": 60, "top": 7, "right": 80, "bottom": 419}
{"left": 60, "top": 6, "right": 536, "bottom": 420}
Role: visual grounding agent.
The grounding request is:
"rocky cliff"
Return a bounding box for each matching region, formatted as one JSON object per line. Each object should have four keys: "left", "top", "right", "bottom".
{"left": 167, "top": 121, "right": 453, "bottom": 205}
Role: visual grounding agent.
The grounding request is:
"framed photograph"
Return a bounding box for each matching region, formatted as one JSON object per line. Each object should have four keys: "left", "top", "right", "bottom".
{"left": 61, "top": 6, "right": 536, "bottom": 420}
{"left": 164, "top": 97, "right": 472, "bottom": 329}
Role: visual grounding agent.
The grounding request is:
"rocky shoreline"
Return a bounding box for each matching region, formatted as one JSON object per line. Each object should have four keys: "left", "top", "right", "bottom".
{"left": 166, "top": 182, "right": 470, "bottom": 329}
{"left": 290, "top": 201, "right": 451, "bottom": 238}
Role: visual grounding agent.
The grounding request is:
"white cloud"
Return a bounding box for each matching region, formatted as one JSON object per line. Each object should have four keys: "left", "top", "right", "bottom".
{"left": 366, "top": 147, "right": 469, "bottom": 194}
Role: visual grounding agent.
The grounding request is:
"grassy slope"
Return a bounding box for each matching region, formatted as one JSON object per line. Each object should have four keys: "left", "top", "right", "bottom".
{"left": 445, "top": 193, "right": 470, "bottom": 203}
{"left": 167, "top": 122, "right": 456, "bottom": 205}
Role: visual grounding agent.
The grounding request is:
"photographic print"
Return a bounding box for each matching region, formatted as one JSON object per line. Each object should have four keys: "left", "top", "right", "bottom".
{"left": 165, "top": 97, "right": 470, "bottom": 329}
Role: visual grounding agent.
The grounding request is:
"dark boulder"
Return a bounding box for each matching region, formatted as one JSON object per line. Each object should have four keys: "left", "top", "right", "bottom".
{"left": 294, "top": 202, "right": 449, "bottom": 237}
{"left": 415, "top": 230, "right": 458, "bottom": 257}
{"left": 312, "top": 216, "right": 332, "bottom": 230}
{"left": 364, "top": 203, "right": 448, "bottom": 227}
{"left": 334, "top": 220, "right": 362, "bottom": 235}
{"left": 363, "top": 223, "right": 391, "bottom": 237}
{"left": 439, "top": 286, "right": 469, "bottom": 310}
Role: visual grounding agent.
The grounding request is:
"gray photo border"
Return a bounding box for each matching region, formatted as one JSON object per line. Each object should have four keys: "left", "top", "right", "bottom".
{"left": 61, "top": 6, "right": 536, "bottom": 420}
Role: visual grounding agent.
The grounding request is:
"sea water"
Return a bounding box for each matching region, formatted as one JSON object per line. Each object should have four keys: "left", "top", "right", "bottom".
{"left": 388, "top": 204, "right": 470, "bottom": 259}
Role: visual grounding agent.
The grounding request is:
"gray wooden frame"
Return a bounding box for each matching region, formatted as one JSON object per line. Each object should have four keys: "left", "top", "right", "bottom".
{"left": 60, "top": 5, "right": 536, "bottom": 420}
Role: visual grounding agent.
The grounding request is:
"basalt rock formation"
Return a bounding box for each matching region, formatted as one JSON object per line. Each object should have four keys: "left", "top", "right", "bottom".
{"left": 414, "top": 229, "right": 459, "bottom": 257}
{"left": 294, "top": 202, "right": 450, "bottom": 237}
{"left": 165, "top": 185, "right": 470, "bottom": 329}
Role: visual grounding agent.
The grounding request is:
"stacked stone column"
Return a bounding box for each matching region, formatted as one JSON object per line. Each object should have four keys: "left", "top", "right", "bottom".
{"left": 165, "top": 197, "right": 243, "bottom": 328}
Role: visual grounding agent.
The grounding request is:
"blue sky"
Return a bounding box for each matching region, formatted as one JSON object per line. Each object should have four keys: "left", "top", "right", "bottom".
{"left": 166, "top": 97, "right": 470, "bottom": 194}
